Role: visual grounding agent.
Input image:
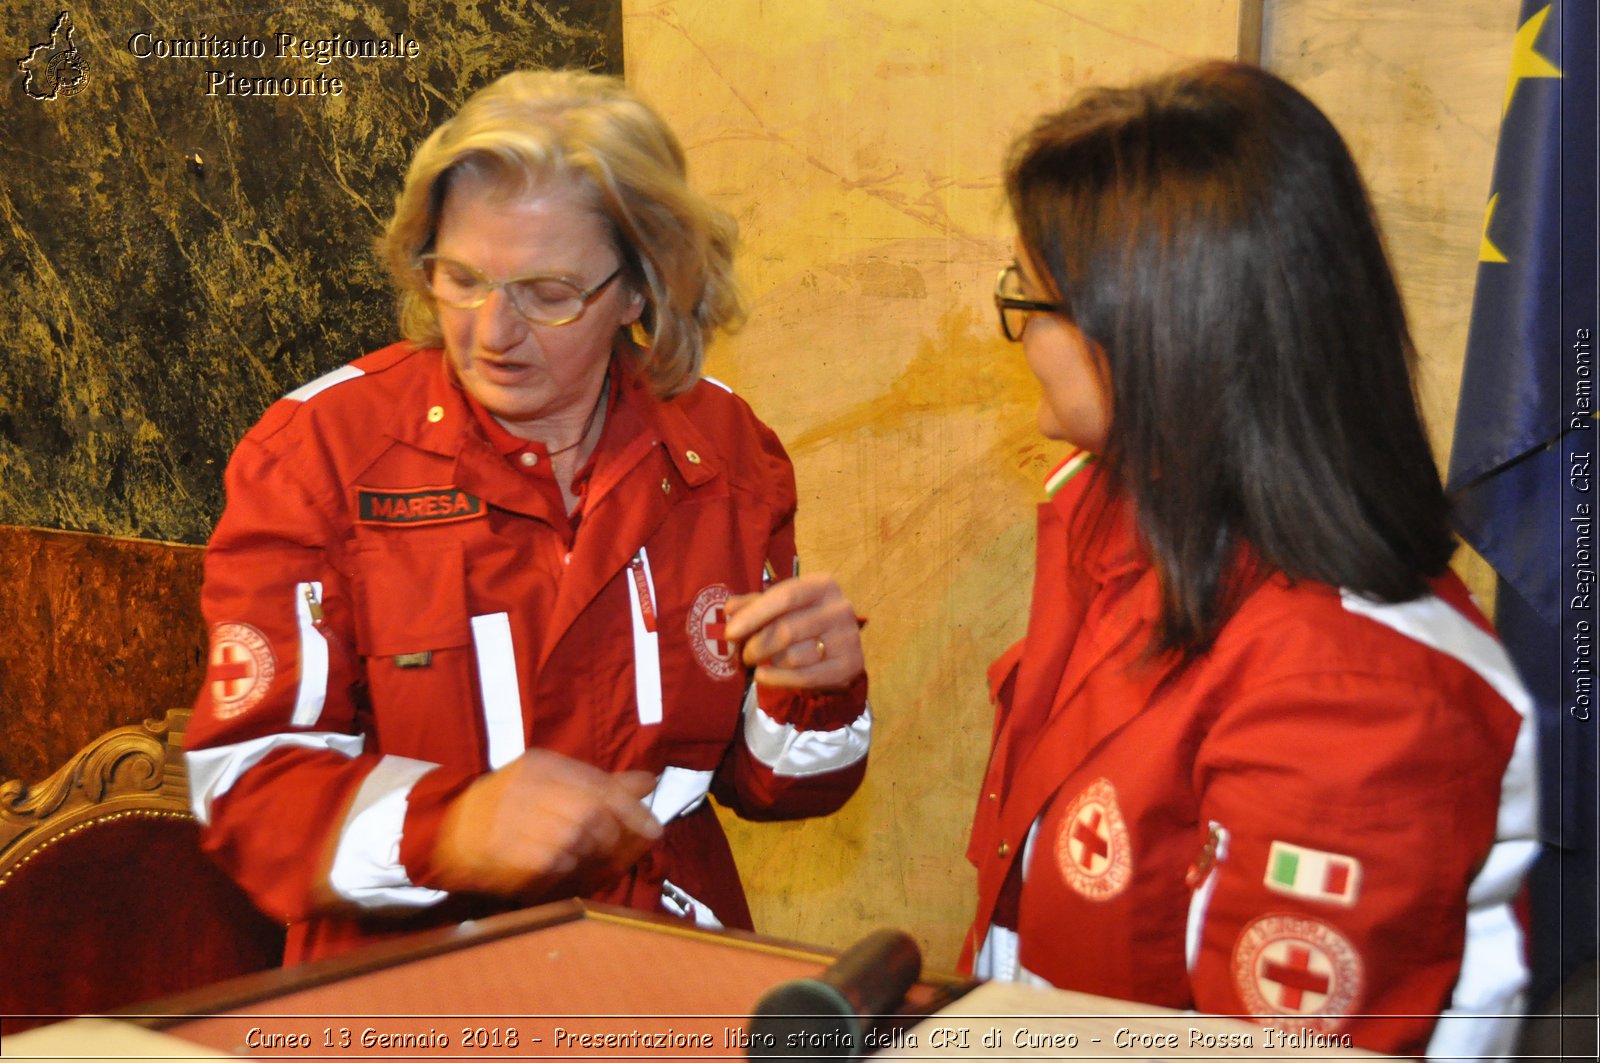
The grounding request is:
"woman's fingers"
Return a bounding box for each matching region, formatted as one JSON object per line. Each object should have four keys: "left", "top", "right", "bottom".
{"left": 724, "top": 574, "right": 864, "bottom": 689}
{"left": 432, "top": 750, "right": 662, "bottom": 897}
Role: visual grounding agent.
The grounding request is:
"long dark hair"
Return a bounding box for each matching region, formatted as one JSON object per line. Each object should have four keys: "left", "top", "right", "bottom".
{"left": 1007, "top": 61, "right": 1455, "bottom": 659}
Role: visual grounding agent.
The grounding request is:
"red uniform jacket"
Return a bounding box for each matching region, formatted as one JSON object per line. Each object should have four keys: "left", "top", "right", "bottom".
{"left": 187, "top": 343, "right": 870, "bottom": 962}
{"left": 964, "top": 453, "right": 1536, "bottom": 1058}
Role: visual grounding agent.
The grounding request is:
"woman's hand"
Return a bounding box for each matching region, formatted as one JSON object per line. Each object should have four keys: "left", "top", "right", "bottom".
{"left": 430, "top": 749, "right": 662, "bottom": 900}
{"left": 722, "top": 573, "right": 865, "bottom": 690}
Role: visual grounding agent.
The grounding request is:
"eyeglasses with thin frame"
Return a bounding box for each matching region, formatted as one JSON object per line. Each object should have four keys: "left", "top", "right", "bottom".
{"left": 417, "top": 253, "right": 623, "bottom": 327}
{"left": 994, "top": 263, "right": 1069, "bottom": 342}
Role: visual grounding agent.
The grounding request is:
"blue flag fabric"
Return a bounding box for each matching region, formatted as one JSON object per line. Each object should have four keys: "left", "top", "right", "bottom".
{"left": 1446, "top": 0, "right": 1597, "bottom": 1007}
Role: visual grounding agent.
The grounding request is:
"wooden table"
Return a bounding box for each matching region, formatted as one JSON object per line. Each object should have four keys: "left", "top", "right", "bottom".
{"left": 1, "top": 900, "right": 1380, "bottom": 1061}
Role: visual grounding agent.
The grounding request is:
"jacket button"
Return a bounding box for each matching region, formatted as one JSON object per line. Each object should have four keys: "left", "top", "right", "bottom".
{"left": 998, "top": 841, "right": 1010, "bottom": 857}
{"left": 519, "top": 452, "right": 539, "bottom": 467}
{"left": 661, "top": 479, "right": 672, "bottom": 494}
{"left": 686, "top": 449, "right": 701, "bottom": 464}
{"left": 427, "top": 405, "right": 445, "bottom": 423}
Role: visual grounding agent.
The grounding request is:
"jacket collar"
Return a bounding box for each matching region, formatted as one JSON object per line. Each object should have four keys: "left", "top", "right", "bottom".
{"left": 585, "top": 365, "right": 720, "bottom": 508}
{"left": 986, "top": 457, "right": 1168, "bottom": 808}
{"left": 383, "top": 346, "right": 720, "bottom": 491}
{"left": 1046, "top": 450, "right": 1146, "bottom": 587}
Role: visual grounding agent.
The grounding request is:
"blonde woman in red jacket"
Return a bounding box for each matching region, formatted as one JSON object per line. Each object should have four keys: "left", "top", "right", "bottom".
{"left": 186, "top": 71, "right": 870, "bottom": 963}
{"left": 971, "top": 62, "right": 1535, "bottom": 1059}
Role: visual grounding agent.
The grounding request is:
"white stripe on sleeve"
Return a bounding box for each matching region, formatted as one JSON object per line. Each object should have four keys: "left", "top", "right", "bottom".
{"left": 187, "top": 731, "right": 366, "bottom": 826}
{"left": 742, "top": 693, "right": 871, "bottom": 778}
{"left": 326, "top": 754, "right": 449, "bottom": 910}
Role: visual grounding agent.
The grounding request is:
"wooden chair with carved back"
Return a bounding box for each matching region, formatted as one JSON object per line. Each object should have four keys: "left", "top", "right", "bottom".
{"left": 0, "top": 707, "right": 286, "bottom": 1034}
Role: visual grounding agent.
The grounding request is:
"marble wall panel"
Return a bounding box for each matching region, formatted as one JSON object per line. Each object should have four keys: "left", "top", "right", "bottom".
{"left": 624, "top": 0, "right": 1248, "bottom": 966}
{"left": 1, "top": 2, "right": 621, "bottom": 795}
{"left": 1, "top": 1, "right": 621, "bottom": 543}
{"left": 0, "top": 524, "right": 204, "bottom": 785}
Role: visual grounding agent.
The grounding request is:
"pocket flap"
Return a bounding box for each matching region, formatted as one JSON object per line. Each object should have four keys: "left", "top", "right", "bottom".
{"left": 352, "top": 539, "right": 471, "bottom": 656}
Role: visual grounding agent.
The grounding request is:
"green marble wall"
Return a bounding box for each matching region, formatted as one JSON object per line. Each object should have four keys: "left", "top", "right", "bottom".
{"left": 1, "top": 2, "right": 622, "bottom": 544}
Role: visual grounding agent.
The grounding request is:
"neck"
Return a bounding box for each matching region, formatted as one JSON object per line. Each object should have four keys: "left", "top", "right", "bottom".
{"left": 488, "top": 367, "right": 610, "bottom": 453}
{"left": 548, "top": 372, "right": 609, "bottom": 508}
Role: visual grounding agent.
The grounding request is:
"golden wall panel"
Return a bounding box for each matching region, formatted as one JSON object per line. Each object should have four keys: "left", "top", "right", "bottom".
{"left": 1261, "top": 0, "right": 1517, "bottom": 603}
{"left": 624, "top": 0, "right": 1246, "bottom": 966}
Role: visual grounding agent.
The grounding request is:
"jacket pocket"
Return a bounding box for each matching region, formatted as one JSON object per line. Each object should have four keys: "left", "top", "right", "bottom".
{"left": 350, "top": 539, "right": 488, "bottom": 765}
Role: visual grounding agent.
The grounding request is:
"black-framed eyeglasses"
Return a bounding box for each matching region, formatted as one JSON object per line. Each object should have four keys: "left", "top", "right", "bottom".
{"left": 417, "top": 253, "right": 623, "bottom": 327}
{"left": 994, "top": 264, "right": 1068, "bottom": 342}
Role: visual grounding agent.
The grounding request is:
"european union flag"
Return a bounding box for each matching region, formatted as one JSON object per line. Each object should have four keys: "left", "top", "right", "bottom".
{"left": 1446, "top": 0, "right": 1597, "bottom": 1010}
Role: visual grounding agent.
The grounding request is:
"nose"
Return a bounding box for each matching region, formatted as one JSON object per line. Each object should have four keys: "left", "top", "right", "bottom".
{"left": 474, "top": 287, "right": 527, "bottom": 352}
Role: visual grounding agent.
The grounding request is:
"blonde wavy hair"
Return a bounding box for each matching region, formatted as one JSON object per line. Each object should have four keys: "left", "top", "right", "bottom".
{"left": 381, "top": 69, "right": 744, "bottom": 397}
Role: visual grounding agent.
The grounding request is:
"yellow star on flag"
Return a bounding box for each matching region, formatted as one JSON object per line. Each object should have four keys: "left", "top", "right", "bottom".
{"left": 1480, "top": 193, "right": 1509, "bottom": 263}
{"left": 1503, "top": 5, "right": 1563, "bottom": 116}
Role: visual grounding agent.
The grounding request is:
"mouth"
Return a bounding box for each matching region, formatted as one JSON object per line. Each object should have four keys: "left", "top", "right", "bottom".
{"left": 473, "top": 358, "right": 539, "bottom": 386}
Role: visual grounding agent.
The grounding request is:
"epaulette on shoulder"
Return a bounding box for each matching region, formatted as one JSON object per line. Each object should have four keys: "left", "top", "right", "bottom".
{"left": 284, "top": 364, "right": 365, "bottom": 405}
{"left": 677, "top": 374, "right": 762, "bottom": 426}
{"left": 251, "top": 342, "right": 420, "bottom": 439}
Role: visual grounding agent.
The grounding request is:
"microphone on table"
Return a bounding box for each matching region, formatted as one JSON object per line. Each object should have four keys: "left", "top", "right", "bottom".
{"left": 746, "top": 928, "right": 922, "bottom": 1061}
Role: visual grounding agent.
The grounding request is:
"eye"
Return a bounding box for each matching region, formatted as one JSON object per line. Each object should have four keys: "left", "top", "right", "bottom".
{"left": 512, "top": 277, "right": 582, "bottom": 306}
{"left": 434, "top": 259, "right": 482, "bottom": 291}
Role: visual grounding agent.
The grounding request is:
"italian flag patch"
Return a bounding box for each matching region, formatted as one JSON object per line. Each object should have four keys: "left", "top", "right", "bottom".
{"left": 1264, "top": 841, "right": 1361, "bottom": 907}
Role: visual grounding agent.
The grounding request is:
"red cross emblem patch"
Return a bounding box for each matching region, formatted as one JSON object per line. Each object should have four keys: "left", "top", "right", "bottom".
{"left": 686, "top": 583, "right": 737, "bottom": 680}
{"left": 1233, "top": 915, "right": 1362, "bottom": 1034}
{"left": 206, "top": 622, "right": 276, "bottom": 720}
{"left": 1053, "top": 778, "right": 1132, "bottom": 901}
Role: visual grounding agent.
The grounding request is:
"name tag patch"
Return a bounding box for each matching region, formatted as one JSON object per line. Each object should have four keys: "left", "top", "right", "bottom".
{"left": 357, "top": 485, "right": 484, "bottom": 526}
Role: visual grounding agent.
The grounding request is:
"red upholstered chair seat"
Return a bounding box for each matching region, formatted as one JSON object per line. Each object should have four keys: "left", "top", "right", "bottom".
{"left": 0, "top": 710, "right": 285, "bottom": 1034}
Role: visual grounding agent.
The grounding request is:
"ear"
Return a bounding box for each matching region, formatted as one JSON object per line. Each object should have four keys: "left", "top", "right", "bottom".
{"left": 621, "top": 285, "right": 646, "bottom": 326}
